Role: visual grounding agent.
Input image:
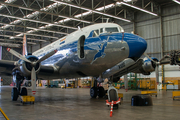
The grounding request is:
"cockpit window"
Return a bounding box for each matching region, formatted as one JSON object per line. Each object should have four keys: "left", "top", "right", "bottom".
{"left": 93, "top": 29, "right": 99, "bottom": 37}
{"left": 119, "top": 26, "right": 124, "bottom": 32}
{"left": 105, "top": 27, "right": 119, "bottom": 33}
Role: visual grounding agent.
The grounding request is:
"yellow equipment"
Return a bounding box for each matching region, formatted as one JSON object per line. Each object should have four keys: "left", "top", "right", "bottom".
{"left": 118, "top": 93, "right": 123, "bottom": 99}
{"left": 172, "top": 91, "right": 180, "bottom": 100}
{"left": 21, "top": 96, "right": 35, "bottom": 104}
{"left": 138, "top": 79, "right": 156, "bottom": 89}
{"left": 141, "top": 91, "right": 157, "bottom": 97}
{"left": 115, "top": 86, "right": 120, "bottom": 89}
{"left": 162, "top": 80, "right": 180, "bottom": 90}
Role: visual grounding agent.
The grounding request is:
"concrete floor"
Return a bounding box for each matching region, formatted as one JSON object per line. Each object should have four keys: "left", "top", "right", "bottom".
{"left": 0, "top": 86, "right": 180, "bottom": 120}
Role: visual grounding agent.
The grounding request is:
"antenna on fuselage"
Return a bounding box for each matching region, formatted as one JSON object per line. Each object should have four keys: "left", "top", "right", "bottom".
{"left": 101, "top": 18, "right": 110, "bottom": 23}
{"left": 78, "top": 26, "right": 82, "bottom": 31}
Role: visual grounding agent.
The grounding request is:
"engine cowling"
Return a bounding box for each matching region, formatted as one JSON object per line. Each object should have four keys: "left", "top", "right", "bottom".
{"left": 19, "top": 55, "right": 40, "bottom": 77}
{"left": 139, "top": 57, "right": 158, "bottom": 75}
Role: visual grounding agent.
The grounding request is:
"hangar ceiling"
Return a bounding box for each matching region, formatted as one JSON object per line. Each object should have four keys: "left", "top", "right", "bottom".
{"left": 0, "top": 0, "right": 177, "bottom": 48}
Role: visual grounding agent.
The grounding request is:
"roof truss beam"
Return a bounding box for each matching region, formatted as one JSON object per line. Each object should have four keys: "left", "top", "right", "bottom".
{"left": 0, "top": 22, "right": 68, "bottom": 35}
{"left": 0, "top": 29, "right": 59, "bottom": 39}
{"left": 0, "top": 34, "right": 46, "bottom": 42}
{"left": 0, "top": 14, "right": 77, "bottom": 30}
{"left": 50, "top": 0, "right": 131, "bottom": 22}
{"left": 0, "top": 1, "right": 92, "bottom": 24}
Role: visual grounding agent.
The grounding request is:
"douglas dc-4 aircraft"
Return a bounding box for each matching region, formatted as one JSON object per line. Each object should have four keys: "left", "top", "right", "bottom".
{"left": 0, "top": 23, "right": 163, "bottom": 101}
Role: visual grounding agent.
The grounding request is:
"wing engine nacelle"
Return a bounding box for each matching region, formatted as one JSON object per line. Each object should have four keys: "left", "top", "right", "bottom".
{"left": 19, "top": 56, "right": 40, "bottom": 77}
{"left": 102, "top": 58, "right": 136, "bottom": 78}
{"left": 139, "top": 57, "right": 159, "bottom": 75}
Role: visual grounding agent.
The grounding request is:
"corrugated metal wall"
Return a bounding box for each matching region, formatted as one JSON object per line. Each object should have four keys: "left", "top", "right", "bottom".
{"left": 163, "top": 5, "right": 180, "bottom": 53}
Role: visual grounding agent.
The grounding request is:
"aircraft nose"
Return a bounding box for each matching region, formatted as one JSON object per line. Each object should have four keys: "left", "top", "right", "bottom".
{"left": 124, "top": 33, "right": 147, "bottom": 58}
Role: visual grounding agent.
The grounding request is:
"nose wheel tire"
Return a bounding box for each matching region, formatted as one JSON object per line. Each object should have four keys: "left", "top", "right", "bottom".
{"left": 11, "top": 87, "right": 18, "bottom": 101}
{"left": 98, "top": 87, "right": 105, "bottom": 98}
{"left": 90, "top": 87, "right": 97, "bottom": 98}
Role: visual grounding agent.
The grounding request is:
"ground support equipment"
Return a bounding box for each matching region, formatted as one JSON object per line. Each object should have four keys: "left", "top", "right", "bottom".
{"left": 106, "top": 98, "right": 121, "bottom": 117}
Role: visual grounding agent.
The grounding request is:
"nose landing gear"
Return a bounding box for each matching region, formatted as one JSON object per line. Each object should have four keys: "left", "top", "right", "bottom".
{"left": 106, "top": 82, "right": 121, "bottom": 117}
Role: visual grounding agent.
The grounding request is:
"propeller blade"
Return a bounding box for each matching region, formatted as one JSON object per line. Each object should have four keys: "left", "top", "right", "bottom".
{"left": 36, "top": 49, "right": 57, "bottom": 63}
{"left": 7, "top": 48, "right": 31, "bottom": 63}
{"left": 31, "top": 67, "right": 36, "bottom": 95}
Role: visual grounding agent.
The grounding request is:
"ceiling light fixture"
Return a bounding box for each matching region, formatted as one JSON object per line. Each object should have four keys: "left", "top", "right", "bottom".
{"left": 0, "top": 14, "right": 77, "bottom": 30}
{"left": 58, "top": 15, "right": 91, "bottom": 23}
{"left": 123, "top": 0, "right": 132, "bottom": 2}
{"left": 26, "top": 27, "right": 68, "bottom": 35}
{"left": 172, "top": 0, "right": 180, "bottom": 4}
{"left": 0, "top": 42, "right": 20, "bottom": 48}
{"left": 0, "top": 0, "right": 16, "bottom": 10}
{"left": 0, "top": 34, "right": 46, "bottom": 42}
{"left": 116, "top": 2, "right": 158, "bottom": 16}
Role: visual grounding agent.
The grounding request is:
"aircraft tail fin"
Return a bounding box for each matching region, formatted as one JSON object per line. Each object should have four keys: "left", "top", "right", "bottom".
{"left": 22, "top": 34, "right": 28, "bottom": 56}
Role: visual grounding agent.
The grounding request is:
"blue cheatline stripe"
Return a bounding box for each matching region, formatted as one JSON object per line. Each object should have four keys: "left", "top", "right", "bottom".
{"left": 39, "top": 32, "right": 147, "bottom": 65}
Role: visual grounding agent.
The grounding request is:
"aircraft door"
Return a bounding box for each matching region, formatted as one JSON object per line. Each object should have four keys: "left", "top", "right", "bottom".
{"left": 78, "top": 35, "right": 85, "bottom": 59}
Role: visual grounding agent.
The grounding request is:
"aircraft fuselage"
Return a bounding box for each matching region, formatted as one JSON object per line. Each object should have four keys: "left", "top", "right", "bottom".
{"left": 33, "top": 23, "right": 147, "bottom": 79}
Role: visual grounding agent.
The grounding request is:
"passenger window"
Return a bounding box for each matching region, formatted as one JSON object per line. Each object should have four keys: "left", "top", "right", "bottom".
{"left": 100, "top": 28, "right": 103, "bottom": 33}
{"left": 105, "top": 27, "right": 119, "bottom": 33}
{"left": 93, "top": 29, "right": 99, "bottom": 37}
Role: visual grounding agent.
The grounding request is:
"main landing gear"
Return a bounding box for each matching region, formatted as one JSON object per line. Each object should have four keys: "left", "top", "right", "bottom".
{"left": 90, "top": 79, "right": 105, "bottom": 98}
{"left": 11, "top": 71, "right": 27, "bottom": 101}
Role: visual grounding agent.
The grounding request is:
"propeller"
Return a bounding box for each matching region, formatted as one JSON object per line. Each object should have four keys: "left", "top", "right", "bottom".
{"left": 7, "top": 48, "right": 57, "bottom": 95}
{"left": 7, "top": 48, "right": 31, "bottom": 63}
{"left": 36, "top": 49, "right": 57, "bottom": 63}
{"left": 144, "top": 53, "right": 160, "bottom": 84}
{"left": 31, "top": 67, "right": 36, "bottom": 95}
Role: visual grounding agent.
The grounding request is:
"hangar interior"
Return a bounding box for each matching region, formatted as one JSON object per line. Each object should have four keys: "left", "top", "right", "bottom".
{"left": 0, "top": 0, "right": 180, "bottom": 87}
{"left": 0, "top": 0, "right": 180, "bottom": 119}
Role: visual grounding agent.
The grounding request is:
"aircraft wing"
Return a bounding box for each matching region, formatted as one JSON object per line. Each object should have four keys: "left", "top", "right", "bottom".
{"left": 0, "top": 60, "right": 16, "bottom": 76}
{"left": 0, "top": 59, "right": 56, "bottom": 78}
{"left": 111, "top": 57, "right": 171, "bottom": 79}
{"left": 37, "top": 65, "right": 59, "bottom": 80}
{"left": 38, "top": 65, "right": 55, "bottom": 76}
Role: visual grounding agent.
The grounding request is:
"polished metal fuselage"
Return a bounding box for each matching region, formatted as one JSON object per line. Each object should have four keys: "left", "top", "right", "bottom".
{"left": 33, "top": 23, "right": 147, "bottom": 80}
